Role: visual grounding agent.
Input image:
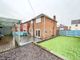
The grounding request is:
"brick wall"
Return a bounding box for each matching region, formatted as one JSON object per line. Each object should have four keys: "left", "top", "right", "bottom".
{"left": 29, "top": 16, "right": 57, "bottom": 39}
{"left": 43, "top": 17, "right": 57, "bottom": 39}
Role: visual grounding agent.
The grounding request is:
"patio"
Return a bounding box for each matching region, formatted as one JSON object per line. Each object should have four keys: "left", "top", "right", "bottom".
{"left": 15, "top": 35, "right": 42, "bottom": 46}
{"left": 0, "top": 35, "right": 41, "bottom": 53}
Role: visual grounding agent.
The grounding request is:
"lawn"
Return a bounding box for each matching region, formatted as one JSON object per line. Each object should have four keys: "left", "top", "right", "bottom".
{"left": 39, "top": 36, "right": 80, "bottom": 60}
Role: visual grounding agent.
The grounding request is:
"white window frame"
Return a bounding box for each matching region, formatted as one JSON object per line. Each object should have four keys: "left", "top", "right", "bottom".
{"left": 36, "top": 18, "right": 41, "bottom": 23}
{"left": 31, "top": 21, "right": 33, "bottom": 24}
{"left": 35, "top": 29, "right": 41, "bottom": 38}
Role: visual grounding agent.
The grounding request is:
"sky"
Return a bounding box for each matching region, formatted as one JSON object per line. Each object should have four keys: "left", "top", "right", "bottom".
{"left": 0, "top": 0, "right": 80, "bottom": 26}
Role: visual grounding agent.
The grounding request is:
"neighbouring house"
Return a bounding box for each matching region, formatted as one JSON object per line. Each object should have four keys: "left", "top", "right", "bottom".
{"left": 23, "top": 14, "right": 57, "bottom": 39}
{"left": 21, "top": 22, "right": 30, "bottom": 32}
{"left": 71, "top": 19, "right": 80, "bottom": 30}
{"left": 57, "top": 24, "right": 69, "bottom": 35}
{"left": 57, "top": 24, "right": 68, "bottom": 30}
{"left": 20, "top": 23, "right": 23, "bottom": 31}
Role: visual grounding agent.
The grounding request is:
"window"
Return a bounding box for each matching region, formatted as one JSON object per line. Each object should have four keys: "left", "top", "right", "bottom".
{"left": 31, "top": 21, "right": 33, "bottom": 24}
{"left": 36, "top": 18, "right": 41, "bottom": 23}
{"left": 38, "top": 30, "right": 40, "bottom": 36}
{"left": 36, "top": 30, "right": 37, "bottom": 36}
{"left": 75, "top": 24, "right": 78, "bottom": 27}
{"left": 35, "top": 29, "right": 41, "bottom": 38}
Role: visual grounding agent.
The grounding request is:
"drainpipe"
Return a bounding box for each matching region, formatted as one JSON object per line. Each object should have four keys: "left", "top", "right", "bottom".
{"left": 53, "top": 15, "right": 57, "bottom": 36}
{"left": 32, "top": 19, "right": 35, "bottom": 42}
{"left": 44, "top": 16, "right": 46, "bottom": 39}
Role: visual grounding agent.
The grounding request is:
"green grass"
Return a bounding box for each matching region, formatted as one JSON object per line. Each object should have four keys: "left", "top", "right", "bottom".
{"left": 39, "top": 36, "right": 80, "bottom": 60}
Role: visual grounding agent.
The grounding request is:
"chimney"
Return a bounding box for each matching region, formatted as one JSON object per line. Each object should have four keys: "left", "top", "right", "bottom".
{"left": 53, "top": 15, "right": 56, "bottom": 20}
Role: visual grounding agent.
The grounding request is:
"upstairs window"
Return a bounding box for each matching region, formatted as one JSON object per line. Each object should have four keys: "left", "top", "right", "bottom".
{"left": 31, "top": 21, "right": 33, "bottom": 24}
{"left": 36, "top": 18, "right": 41, "bottom": 23}
{"left": 75, "top": 24, "right": 78, "bottom": 27}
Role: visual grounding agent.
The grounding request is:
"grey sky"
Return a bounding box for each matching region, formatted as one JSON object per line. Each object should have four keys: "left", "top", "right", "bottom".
{"left": 0, "top": 0, "right": 80, "bottom": 26}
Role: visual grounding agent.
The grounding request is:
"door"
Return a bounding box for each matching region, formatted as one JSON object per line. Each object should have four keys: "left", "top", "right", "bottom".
{"left": 35, "top": 29, "right": 41, "bottom": 38}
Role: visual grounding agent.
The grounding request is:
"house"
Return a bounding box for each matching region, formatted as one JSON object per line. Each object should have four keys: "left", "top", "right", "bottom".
{"left": 57, "top": 24, "right": 69, "bottom": 35}
{"left": 21, "top": 22, "right": 30, "bottom": 32}
{"left": 23, "top": 14, "right": 57, "bottom": 39}
{"left": 71, "top": 19, "right": 80, "bottom": 30}
{"left": 57, "top": 24, "right": 68, "bottom": 30}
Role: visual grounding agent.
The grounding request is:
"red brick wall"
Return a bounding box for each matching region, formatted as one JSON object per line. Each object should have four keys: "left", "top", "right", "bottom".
{"left": 21, "top": 22, "right": 30, "bottom": 32}
{"left": 20, "top": 23, "right": 23, "bottom": 31}
{"left": 29, "top": 16, "right": 57, "bottom": 39}
{"left": 42, "top": 17, "right": 57, "bottom": 39}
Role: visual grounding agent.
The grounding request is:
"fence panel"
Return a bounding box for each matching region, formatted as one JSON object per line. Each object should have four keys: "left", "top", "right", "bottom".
{"left": 59, "top": 30, "right": 80, "bottom": 36}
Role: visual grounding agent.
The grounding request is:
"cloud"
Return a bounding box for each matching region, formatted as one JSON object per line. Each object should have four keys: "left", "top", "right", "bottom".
{"left": 0, "top": 0, "right": 80, "bottom": 25}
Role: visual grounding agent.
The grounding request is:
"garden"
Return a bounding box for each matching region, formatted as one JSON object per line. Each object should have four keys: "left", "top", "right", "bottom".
{"left": 39, "top": 36, "right": 80, "bottom": 60}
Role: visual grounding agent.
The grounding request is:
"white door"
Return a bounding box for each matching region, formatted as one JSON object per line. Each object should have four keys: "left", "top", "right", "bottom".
{"left": 35, "top": 29, "right": 41, "bottom": 38}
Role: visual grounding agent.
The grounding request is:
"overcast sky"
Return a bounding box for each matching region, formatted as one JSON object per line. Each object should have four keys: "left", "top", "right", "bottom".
{"left": 0, "top": 0, "right": 80, "bottom": 26}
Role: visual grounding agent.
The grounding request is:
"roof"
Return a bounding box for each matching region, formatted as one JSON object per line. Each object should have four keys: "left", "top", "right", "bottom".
{"left": 58, "top": 24, "right": 68, "bottom": 28}
{"left": 71, "top": 19, "right": 80, "bottom": 24}
{"left": 0, "top": 17, "right": 21, "bottom": 26}
{"left": 23, "top": 13, "right": 57, "bottom": 24}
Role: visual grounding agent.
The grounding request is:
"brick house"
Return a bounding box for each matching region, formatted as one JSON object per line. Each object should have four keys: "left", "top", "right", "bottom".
{"left": 23, "top": 14, "right": 57, "bottom": 39}
{"left": 57, "top": 24, "right": 68, "bottom": 30}
{"left": 21, "top": 22, "right": 30, "bottom": 32}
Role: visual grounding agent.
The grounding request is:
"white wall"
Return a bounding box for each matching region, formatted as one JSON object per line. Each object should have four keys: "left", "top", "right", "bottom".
{"left": 71, "top": 24, "right": 80, "bottom": 30}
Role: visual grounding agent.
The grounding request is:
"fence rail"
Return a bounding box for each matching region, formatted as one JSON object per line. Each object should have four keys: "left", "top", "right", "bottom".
{"left": 59, "top": 30, "right": 80, "bottom": 36}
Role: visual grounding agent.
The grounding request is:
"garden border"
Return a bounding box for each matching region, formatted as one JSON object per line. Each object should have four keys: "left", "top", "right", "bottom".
{"left": 33, "top": 42, "right": 64, "bottom": 60}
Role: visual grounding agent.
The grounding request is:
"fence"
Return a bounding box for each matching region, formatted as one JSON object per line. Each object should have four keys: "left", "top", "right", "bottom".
{"left": 59, "top": 30, "right": 80, "bottom": 36}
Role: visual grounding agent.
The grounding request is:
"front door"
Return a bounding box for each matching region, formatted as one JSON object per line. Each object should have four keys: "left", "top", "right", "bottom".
{"left": 35, "top": 29, "right": 41, "bottom": 38}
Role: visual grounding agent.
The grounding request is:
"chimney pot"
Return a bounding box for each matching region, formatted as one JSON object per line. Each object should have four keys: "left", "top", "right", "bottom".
{"left": 53, "top": 15, "right": 56, "bottom": 20}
